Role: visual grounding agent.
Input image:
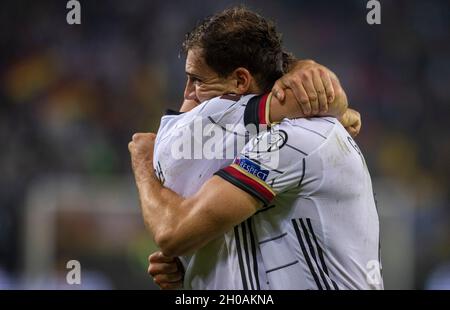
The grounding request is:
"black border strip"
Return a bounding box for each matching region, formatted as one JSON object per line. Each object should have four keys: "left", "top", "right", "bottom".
{"left": 244, "top": 95, "right": 264, "bottom": 128}
{"left": 247, "top": 219, "right": 261, "bottom": 290}
{"left": 299, "top": 219, "right": 331, "bottom": 290}
{"left": 215, "top": 170, "right": 270, "bottom": 206}
{"left": 298, "top": 157, "right": 306, "bottom": 187}
{"left": 259, "top": 232, "right": 287, "bottom": 245}
{"left": 241, "top": 222, "right": 255, "bottom": 290}
{"left": 306, "top": 219, "right": 339, "bottom": 290}
{"left": 292, "top": 219, "right": 323, "bottom": 290}
{"left": 266, "top": 260, "right": 299, "bottom": 274}
{"left": 234, "top": 226, "right": 248, "bottom": 290}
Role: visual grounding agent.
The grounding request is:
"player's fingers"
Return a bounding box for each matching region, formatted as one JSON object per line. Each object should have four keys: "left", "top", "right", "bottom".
{"left": 272, "top": 78, "right": 288, "bottom": 101}
{"left": 312, "top": 70, "right": 328, "bottom": 113}
{"left": 355, "top": 121, "right": 362, "bottom": 135}
{"left": 339, "top": 110, "right": 350, "bottom": 128}
{"left": 154, "top": 271, "right": 183, "bottom": 284}
{"left": 330, "top": 75, "right": 343, "bottom": 103}
{"left": 149, "top": 251, "right": 177, "bottom": 263}
{"left": 301, "top": 74, "right": 319, "bottom": 115}
{"left": 158, "top": 281, "right": 183, "bottom": 290}
{"left": 298, "top": 83, "right": 312, "bottom": 116}
{"left": 348, "top": 109, "right": 361, "bottom": 132}
{"left": 148, "top": 252, "right": 156, "bottom": 263}
{"left": 352, "top": 116, "right": 362, "bottom": 137}
{"left": 148, "top": 262, "right": 179, "bottom": 276}
{"left": 320, "top": 69, "right": 335, "bottom": 103}
{"left": 341, "top": 109, "right": 362, "bottom": 138}
{"left": 346, "top": 126, "right": 358, "bottom": 138}
{"left": 286, "top": 77, "right": 311, "bottom": 115}
{"left": 281, "top": 75, "right": 311, "bottom": 115}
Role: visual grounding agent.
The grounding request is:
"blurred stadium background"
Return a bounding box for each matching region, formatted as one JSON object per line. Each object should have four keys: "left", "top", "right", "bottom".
{"left": 0, "top": 0, "right": 449, "bottom": 289}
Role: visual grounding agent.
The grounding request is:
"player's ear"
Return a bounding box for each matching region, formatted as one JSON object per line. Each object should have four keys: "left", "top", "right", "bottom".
{"left": 231, "top": 67, "right": 253, "bottom": 94}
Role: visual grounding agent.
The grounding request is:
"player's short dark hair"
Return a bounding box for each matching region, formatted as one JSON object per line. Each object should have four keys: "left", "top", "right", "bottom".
{"left": 182, "top": 6, "right": 286, "bottom": 92}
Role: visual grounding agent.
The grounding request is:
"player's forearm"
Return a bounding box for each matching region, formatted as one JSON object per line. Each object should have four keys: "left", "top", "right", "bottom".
{"left": 269, "top": 88, "right": 347, "bottom": 122}
{"left": 135, "top": 174, "right": 185, "bottom": 249}
{"left": 269, "top": 60, "right": 348, "bottom": 122}
{"left": 129, "top": 133, "right": 207, "bottom": 256}
{"left": 269, "top": 89, "right": 306, "bottom": 121}
{"left": 135, "top": 173, "right": 207, "bottom": 257}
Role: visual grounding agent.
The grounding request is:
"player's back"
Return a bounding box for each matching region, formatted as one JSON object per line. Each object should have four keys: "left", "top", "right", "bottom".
{"left": 250, "top": 118, "right": 383, "bottom": 289}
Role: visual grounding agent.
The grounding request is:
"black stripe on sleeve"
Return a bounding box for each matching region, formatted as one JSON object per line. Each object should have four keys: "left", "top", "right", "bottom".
{"left": 214, "top": 170, "right": 270, "bottom": 206}
{"left": 292, "top": 219, "right": 323, "bottom": 290}
{"left": 244, "top": 95, "right": 264, "bottom": 128}
{"left": 247, "top": 219, "right": 261, "bottom": 290}
{"left": 234, "top": 226, "right": 248, "bottom": 290}
{"left": 306, "top": 219, "right": 339, "bottom": 290}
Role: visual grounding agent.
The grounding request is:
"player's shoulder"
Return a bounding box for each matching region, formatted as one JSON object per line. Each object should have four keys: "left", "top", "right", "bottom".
{"left": 273, "top": 117, "right": 340, "bottom": 156}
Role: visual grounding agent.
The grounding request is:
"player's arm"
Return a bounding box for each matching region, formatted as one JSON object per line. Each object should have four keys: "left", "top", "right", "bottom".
{"left": 269, "top": 80, "right": 348, "bottom": 122}
{"left": 269, "top": 60, "right": 348, "bottom": 120}
{"left": 270, "top": 89, "right": 360, "bottom": 137}
{"left": 249, "top": 88, "right": 359, "bottom": 137}
{"left": 129, "top": 133, "right": 263, "bottom": 257}
{"left": 266, "top": 60, "right": 358, "bottom": 135}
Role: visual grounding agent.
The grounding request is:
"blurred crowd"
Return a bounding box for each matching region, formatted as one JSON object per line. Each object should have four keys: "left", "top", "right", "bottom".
{"left": 0, "top": 0, "right": 449, "bottom": 289}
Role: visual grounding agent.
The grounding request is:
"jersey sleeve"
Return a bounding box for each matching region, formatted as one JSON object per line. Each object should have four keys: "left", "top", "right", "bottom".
{"left": 215, "top": 124, "right": 305, "bottom": 205}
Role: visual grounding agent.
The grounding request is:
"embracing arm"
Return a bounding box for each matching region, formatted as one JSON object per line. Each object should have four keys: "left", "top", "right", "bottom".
{"left": 139, "top": 175, "right": 259, "bottom": 257}
{"left": 129, "top": 134, "right": 261, "bottom": 257}
{"left": 269, "top": 82, "right": 348, "bottom": 123}
{"left": 269, "top": 60, "right": 348, "bottom": 122}
{"left": 270, "top": 88, "right": 360, "bottom": 137}
{"left": 267, "top": 59, "right": 359, "bottom": 136}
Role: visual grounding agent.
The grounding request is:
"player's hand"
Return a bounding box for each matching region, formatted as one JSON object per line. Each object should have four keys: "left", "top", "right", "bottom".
{"left": 339, "top": 108, "right": 361, "bottom": 138}
{"left": 272, "top": 60, "right": 336, "bottom": 116}
{"left": 128, "top": 133, "right": 156, "bottom": 183}
{"left": 179, "top": 98, "right": 199, "bottom": 113}
{"left": 148, "top": 251, "right": 184, "bottom": 290}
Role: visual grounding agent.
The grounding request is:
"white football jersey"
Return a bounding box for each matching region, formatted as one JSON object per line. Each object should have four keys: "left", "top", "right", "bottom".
{"left": 216, "top": 118, "right": 383, "bottom": 289}
{"left": 154, "top": 93, "right": 383, "bottom": 290}
{"left": 153, "top": 94, "right": 271, "bottom": 289}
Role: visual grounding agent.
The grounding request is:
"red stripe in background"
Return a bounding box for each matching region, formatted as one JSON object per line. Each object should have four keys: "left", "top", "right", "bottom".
{"left": 222, "top": 166, "right": 274, "bottom": 203}
{"left": 258, "top": 93, "right": 270, "bottom": 125}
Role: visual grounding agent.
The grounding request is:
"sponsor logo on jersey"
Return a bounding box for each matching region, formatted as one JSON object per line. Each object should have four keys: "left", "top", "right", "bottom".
{"left": 234, "top": 158, "right": 269, "bottom": 181}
